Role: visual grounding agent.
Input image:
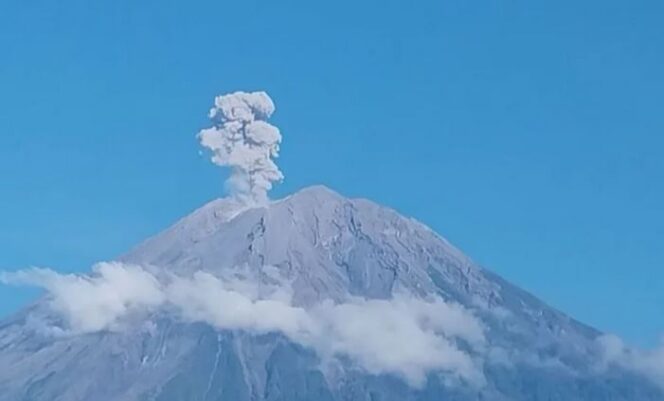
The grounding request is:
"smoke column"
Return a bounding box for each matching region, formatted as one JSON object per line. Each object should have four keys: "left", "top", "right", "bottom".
{"left": 198, "top": 91, "right": 283, "bottom": 205}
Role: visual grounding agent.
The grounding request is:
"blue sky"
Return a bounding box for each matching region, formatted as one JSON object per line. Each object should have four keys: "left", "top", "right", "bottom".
{"left": 0, "top": 0, "right": 662, "bottom": 346}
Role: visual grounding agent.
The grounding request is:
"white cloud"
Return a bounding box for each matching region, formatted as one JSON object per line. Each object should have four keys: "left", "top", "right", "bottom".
{"left": 164, "top": 270, "right": 309, "bottom": 337}
{"left": 198, "top": 91, "right": 283, "bottom": 206}
{"left": 303, "top": 296, "right": 486, "bottom": 387}
{"left": 1, "top": 263, "right": 486, "bottom": 388}
{"left": 597, "top": 334, "right": 664, "bottom": 388}
{"left": 0, "top": 263, "right": 164, "bottom": 333}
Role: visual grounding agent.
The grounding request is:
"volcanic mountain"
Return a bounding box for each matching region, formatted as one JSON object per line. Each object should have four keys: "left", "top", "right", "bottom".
{"left": 0, "top": 186, "right": 661, "bottom": 400}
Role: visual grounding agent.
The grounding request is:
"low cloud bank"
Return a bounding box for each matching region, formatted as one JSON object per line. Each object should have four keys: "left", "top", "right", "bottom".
{"left": 0, "top": 263, "right": 164, "bottom": 333}
{"left": 597, "top": 334, "right": 664, "bottom": 389}
{"left": 1, "top": 263, "right": 485, "bottom": 387}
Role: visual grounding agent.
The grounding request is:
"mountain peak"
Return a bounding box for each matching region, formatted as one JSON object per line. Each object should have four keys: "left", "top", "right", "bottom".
{"left": 289, "top": 184, "right": 342, "bottom": 198}
{"left": 273, "top": 184, "right": 345, "bottom": 209}
{"left": 121, "top": 184, "right": 489, "bottom": 306}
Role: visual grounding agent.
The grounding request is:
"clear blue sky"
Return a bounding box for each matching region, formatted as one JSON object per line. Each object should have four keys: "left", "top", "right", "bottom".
{"left": 0, "top": 0, "right": 662, "bottom": 346}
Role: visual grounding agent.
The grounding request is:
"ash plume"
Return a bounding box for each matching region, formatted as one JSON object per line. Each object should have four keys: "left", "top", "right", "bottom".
{"left": 198, "top": 91, "right": 283, "bottom": 205}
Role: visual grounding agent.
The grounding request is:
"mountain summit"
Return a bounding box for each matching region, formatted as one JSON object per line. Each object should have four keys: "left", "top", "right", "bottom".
{"left": 0, "top": 186, "right": 661, "bottom": 400}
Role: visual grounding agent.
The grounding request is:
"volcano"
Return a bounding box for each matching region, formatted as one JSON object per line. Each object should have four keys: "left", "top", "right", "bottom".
{"left": 0, "top": 186, "right": 661, "bottom": 400}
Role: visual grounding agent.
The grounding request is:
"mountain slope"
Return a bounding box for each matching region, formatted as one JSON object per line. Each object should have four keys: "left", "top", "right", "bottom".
{"left": 0, "top": 186, "right": 661, "bottom": 400}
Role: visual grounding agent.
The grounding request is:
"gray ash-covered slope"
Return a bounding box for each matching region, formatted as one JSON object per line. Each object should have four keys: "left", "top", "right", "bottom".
{"left": 0, "top": 185, "right": 661, "bottom": 400}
